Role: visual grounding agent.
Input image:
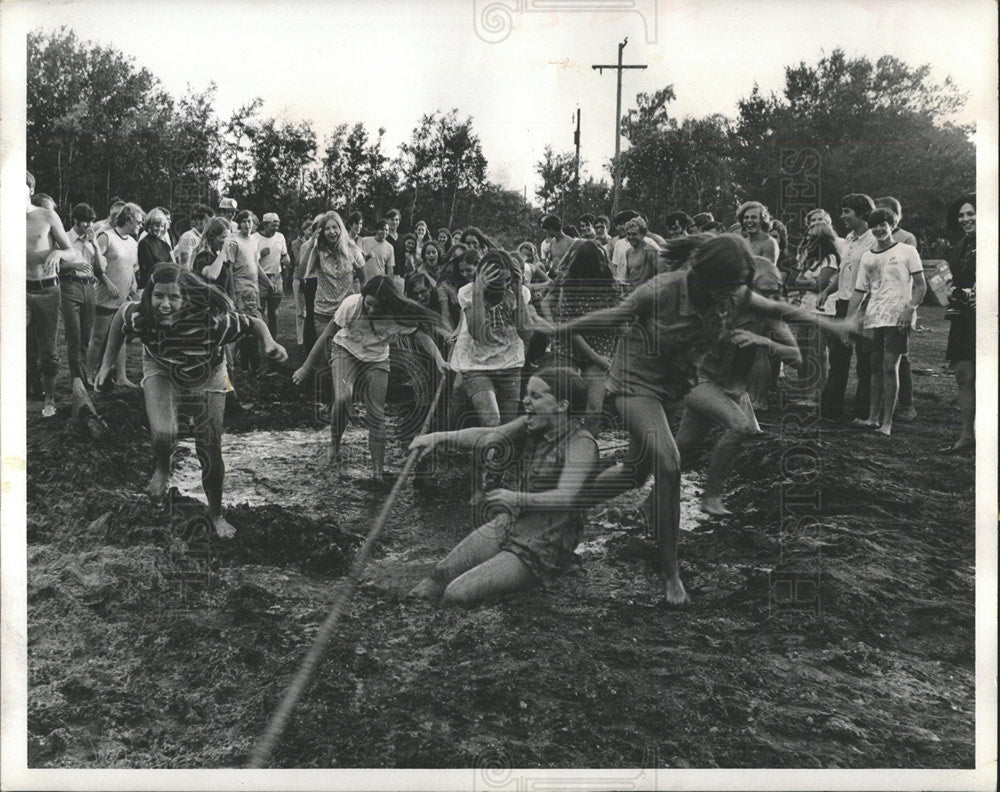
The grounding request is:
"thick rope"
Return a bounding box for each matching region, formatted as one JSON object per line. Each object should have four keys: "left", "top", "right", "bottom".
{"left": 247, "top": 374, "right": 448, "bottom": 768}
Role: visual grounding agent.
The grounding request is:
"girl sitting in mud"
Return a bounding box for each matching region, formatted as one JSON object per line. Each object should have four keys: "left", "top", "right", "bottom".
{"left": 95, "top": 264, "right": 288, "bottom": 538}
{"left": 407, "top": 367, "right": 598, "bottom": 605}
{"left": 292, "top": 275, "right": 449, "bottom": 482}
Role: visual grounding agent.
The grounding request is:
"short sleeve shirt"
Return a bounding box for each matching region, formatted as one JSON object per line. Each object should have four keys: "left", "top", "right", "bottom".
{"left": 331, "top": 293, "right": 416, "bottom": 363}
{"left": 448, "top": 283, "right": 531, "bottom": 372}
{"left": 855, "top": 242, "right": 923, "bottom": 328}
{"left": 121, "top": 301, "right": 253, "bottom": 387}
{"left": 253, "top": 231, "right": 288, "bottom": 277}
{"left": 224, "top": 234, "right": 260, "bottom": 295}
{"left": 836, "top": 228, "right": 875, "bottom": 301}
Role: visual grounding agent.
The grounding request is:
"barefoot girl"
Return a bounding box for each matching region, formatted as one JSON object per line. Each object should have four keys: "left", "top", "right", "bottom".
{"left": 408, "top": 367, "right": 598, "bottom": 605}
{"left": 292, "top": 276, "right": 449, "bottom": 480}
{"left": 676, "top": 311, "right": 800, "bottom": 516}
{"left": 95, "top": 264, "right": 288, "bottom": 538}
{"left": 534, "top": 234, "right": 850, "bottom": 605}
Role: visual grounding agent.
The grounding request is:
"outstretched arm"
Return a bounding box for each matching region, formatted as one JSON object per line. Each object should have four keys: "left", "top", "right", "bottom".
{"left": 293, "top": 317, "right": 340, "bottom": 382}
{"left": 409, "top": 416, "right": 528, "bottom": 458}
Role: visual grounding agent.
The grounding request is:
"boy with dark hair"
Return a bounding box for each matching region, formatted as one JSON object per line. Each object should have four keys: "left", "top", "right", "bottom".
{"left": 847, "top": 207, "right": 926, "bottom": 436}
{"left": 818, "top": 193, "right": 876, "bottom": 420}
{"left": 540, "top": 214, "right": 574, "bottom": 274}
{"left": 664, "top": 210, "right": 694, "bottom": 239}
{"left": 578, "top": 213, "right": 596, "bottom": 239}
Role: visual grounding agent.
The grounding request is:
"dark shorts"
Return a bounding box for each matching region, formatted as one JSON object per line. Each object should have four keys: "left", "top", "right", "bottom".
{"left": 870, "top": 326, "right": 909, "bottom": 366}
{"left": 460, "top": 367, "right": 521, "bottom": 403}
{"left": 945, "top": 311, "right": 975, "bottom": 364}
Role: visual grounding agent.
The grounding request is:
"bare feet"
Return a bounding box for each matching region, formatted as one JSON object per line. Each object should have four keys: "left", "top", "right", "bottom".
{"left": 877, "top": 424, "right": 892, "bottom": 437}
{"left": 940, "top": 438, "right": 975, "bottom": 454}
{"left": 119, "top": 378, "right": 140, "bottom": 389}
{"left": 407, "top": 576, "right": 445, "bottom": 602}
{"left": 41, "top": 402, "right": 57, "bottom": 418}
{"left": 146, "top": 469, "right": 169, "bottom": 497}
{"left": 212, "top": 514, "right": 236, "bottom": 539}
{"left": 700, "top": 496, "right": 733, "bottom": 517}
{"left": 895, "top": 406, "right": 917, "bottom": 422}
{"left": 663, "top": 575, "right": 690, "bottom": 607}
{"left": 852, "top": 418, "right": 879, "bottom": 428}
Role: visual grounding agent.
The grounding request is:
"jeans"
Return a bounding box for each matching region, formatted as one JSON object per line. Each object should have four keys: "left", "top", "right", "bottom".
{"left": 821, "top": 298, "right": 870, "bottom": 418}
{"left": 26, "top": 283, "right": 61, "bottom": 379}
{"left": 60, "top": 278, "right": 96, "bottom": 382}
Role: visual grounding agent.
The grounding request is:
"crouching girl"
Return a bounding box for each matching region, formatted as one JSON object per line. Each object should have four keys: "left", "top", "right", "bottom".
{"left": 95, "top": 264, "right": 288, "bottom": 538}
{"left": 407, "top": 367, "right": 598, "bottom": 606}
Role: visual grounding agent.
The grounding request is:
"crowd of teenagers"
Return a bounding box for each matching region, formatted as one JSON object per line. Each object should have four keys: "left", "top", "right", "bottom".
{"left": 26, "top": 169, "right": 976, "bottom": 605}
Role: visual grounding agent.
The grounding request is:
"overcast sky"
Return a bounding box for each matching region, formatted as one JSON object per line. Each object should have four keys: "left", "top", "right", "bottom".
{"left": 8, "top": 0, "right": 998, "bottom": 198}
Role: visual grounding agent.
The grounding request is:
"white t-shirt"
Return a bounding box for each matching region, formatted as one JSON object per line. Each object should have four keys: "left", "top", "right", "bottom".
{"left": 449, "top": 283, "right": 531, "bottom": 372}
{"left": 95, "top": 229, "right": 138, "bottom": 310}
{"left": 855, "top": 242, "right": 923, "bottom": 329}
{"left": 175, "top": 228, "right": 201, "bottom": 269}
{"left": 360, "top": 237, "right": 395, "bottom": 280}
{"left": 836, "top": 228, "right": 875, "bottom": 301}
{"left": 253, "top": 231, "right": 288, "bottom": 277}
{"left": 332, "top": 293, "right": 416, "bottom": 363}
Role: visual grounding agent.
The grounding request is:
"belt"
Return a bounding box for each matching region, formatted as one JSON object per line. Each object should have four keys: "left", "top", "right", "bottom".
{"left": 26, "top": 277, "right": 59, "bottom": 291}
{"left": 59, "top": 274, "right": 96, "bottom": 283}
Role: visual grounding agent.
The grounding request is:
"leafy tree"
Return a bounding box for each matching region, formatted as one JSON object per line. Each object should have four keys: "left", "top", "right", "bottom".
{"left": 733, "top": 49, "right": 974, "bottom": 241}
{"left": 243, "top": 118, "right": 317, "bottom": 219}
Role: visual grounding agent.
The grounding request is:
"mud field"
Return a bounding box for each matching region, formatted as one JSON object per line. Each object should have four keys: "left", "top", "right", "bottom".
{"left": 25, "top": 300, "right": 976, "bottom": 769}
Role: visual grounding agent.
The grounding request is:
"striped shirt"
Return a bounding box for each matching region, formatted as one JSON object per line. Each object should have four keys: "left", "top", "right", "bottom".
{"left": 121, "top": 301, "right": 253, "bottom": 388}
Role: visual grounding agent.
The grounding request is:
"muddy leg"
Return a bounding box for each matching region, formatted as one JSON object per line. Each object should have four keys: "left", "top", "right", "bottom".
{"left": 443, "top": 551, "right": 536, "bottom": 606}
{"left": 615, "top": 396, "right": 687, "bottom": 605}
{"left": 329, "top": 353, "right": 360, "bottom": 471}
{"left": 191, "top": 391, "right": 232, "bottom": 538}
{"left": 408, "top": 515, "right": 508, "bottom": 601}
{"left": 362, "top": 367, "right": 389, "bottom": 479}
{"left": 590, "top": 395, "right": 654, "bottom": 505}
{"left": 684, "top": 383, "right": 755, "bottom": 516}
{"left": 142, "top": 375, "right": 178, "bottom": 497}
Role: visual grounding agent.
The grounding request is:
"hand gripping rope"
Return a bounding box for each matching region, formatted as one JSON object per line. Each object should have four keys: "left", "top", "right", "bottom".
{"left": 247, "top": 374, "right": 449, "bottom": 768}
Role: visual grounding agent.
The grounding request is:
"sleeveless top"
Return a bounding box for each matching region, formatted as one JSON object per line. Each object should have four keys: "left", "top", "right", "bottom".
{"left": 96, "top": 229, "right": 138, "bottom": 309}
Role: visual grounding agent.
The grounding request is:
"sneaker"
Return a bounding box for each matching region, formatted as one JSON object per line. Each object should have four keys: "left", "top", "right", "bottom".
{"left": 895, "top": 406, "right": 918, "bottom": 423}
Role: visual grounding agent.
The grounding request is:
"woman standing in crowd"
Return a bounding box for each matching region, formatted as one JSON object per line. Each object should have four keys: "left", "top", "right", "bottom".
{"left": 413, "top": 220, "right": 429, "bottom": 256}
{"left": 137, "top": 207, "right": 174, "bottom": 289}
{"left": 941, "top": 193, "right": 976, "bottom": 454}
{"left": 437, "top": 227, "right": 453, "bottom": 254}
{"left": 408, "top": 366, "right": 598, "bottom": 606}
{"left": 540, "top": 240, "right": 621, "bottom": 435}
{"left": 785, "top": 221, "right": 840, "bottom": 406}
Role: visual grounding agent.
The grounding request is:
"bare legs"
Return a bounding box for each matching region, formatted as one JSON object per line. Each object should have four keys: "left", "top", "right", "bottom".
{"left": 676, "top": 384, "right": 758, "bottom": 515}
{"left": 595, "top": 395, "right": 687, "bottom": 606}
{"left": 943, "top": 361, "right": 975, "bottom": 452}
{"left": 142, "top": 378, "right": 233, "bottom": 538}
{"left": 408, "top": 516, "right": 536, "bottom": 605}
{"left": 329, "top": 355, "right": 390, "bottom": 478}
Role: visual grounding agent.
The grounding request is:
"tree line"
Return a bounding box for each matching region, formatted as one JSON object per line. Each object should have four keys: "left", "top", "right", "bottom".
{"left": 29, "top": 28, "right": 973, "bottom": 247}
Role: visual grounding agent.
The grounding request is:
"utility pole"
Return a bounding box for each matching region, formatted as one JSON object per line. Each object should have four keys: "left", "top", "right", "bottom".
{"left": 592, "top": 37, "right": 647, "bottom": 216}
{"left": 573, "top": 107, "right": 581, "bottom": 189}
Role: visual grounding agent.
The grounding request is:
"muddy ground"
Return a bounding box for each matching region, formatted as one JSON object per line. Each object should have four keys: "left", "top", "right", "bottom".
{"left": 25, "top": 298, "right": 976, "bottom": 769}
